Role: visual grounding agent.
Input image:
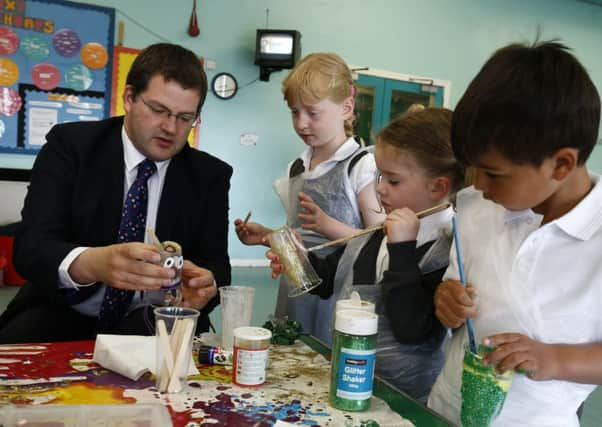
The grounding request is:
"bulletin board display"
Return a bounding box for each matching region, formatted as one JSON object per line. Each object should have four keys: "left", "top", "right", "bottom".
{"left": 0, "top": 0, "right": 115, "bottom": 155}
{"left": 110, "top": 46, "right": 138, "bottom": 118}
{"left": 110, "top": 45, "right": 202, "bottom": 148}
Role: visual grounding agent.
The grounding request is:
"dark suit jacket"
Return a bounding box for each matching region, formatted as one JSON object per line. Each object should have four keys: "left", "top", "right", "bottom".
{"left": 9, "top": 116, "right": 232, "bottom": 332}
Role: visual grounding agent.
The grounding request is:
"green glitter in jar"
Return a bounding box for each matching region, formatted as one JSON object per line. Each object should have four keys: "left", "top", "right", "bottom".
{"left": 461, "top": 345, "right": 514, "bottom": 427}
{"left": 330, "top": 309, "right": 378, "bottom": 412}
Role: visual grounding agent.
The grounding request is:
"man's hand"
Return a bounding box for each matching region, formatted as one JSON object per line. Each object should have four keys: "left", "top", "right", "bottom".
{"left": 434, "top": 279, "right": 478, "bottom": 328}
{"left": 69, "top": 243, "right": 173, "bottom": 290}
{"left": 180, "top": 260, "right": 218, "bottom": 310}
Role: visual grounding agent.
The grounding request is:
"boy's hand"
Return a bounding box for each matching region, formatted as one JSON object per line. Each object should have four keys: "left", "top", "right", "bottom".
{"left": 266, "top": 250, "right": 284, "bottom": 279}
{"left": 234, "top": 218, "right": 271, "bottom": 246}
{"left": 383, "top": 208, "right": 419, "bottom": 243}
{"left": 434, "top": 279, "right": 478, "bottom": 328}
{"left": 483, "top": 333, "right": 558, "bottom": 381}
{"left": 298, "top": 192, "right": 334, "bottom": 234}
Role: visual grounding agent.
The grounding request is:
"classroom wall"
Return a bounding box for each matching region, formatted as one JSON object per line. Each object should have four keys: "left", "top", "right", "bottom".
{"left": 0, "top": 0, "right": 600, "bottom": 261}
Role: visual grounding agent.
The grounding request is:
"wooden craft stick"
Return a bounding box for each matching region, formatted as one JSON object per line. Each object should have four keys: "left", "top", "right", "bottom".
{"left": 306, "top": 202, "right": 451, "bottom": 252}
{"left": 158, "top": 318, "right": 184, "bottom": 392}
{"left": 167, "top": 318, "right": 195, "bottom": 393}
{"left": 157, "top": 319, "right": 174, "bottom": 392}
{"left": 146, "top": 228, "right": 162, "bottom": 249}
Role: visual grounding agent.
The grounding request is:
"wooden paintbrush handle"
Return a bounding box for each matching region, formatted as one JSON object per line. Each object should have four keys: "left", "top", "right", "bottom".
{"left": 306, "top": 202, "right": 451, "bottom": 252}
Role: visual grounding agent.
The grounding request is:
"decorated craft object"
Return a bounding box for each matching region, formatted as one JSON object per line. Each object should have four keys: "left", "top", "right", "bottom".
{"left": 81, "top": 42, "right": 109, "bottom": 69}
{"left": 31, "top": 63, "right": 61, "bottom": 91}
{"left": 461, "top": 345, "right": 514, "bottom": 427}
{"left": 0, "top": 27, "right": 19, "bottom": 55}
{"left": 0, "top": 58, "right": 19, "bottom": 86}
{"left": 159, "top": 240, "right": 183, "bottom": 307}
{"left": 64, "top": 64, "right": 93, "bottom": 91}
{"left": 0, "top": 88, "right": 22, "bottom": 116}
{"left": 160, "top": 240, "right": 183, "bottom": 290}
{"left": 52, "top": 28, "right": 81, "bottom": 57}
{"left": 20, "top": 35, "right": 50, "bottom": 60}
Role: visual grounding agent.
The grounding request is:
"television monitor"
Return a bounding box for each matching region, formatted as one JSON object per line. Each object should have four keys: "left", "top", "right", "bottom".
{"left": 255, "top": 29, "right": 301, "bottom": 80}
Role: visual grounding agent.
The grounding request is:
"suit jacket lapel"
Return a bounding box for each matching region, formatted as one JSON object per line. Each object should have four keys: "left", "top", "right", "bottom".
{"left": 98, "top": 121, "right": 125, "bottom": 244}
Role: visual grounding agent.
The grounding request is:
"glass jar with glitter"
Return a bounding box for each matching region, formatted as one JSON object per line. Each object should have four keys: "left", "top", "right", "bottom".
{"left": 461, "top": 344, "right": 515, "bottom": 427}
{"left": 329, "top": 309, "right": 378, "bottom": 411}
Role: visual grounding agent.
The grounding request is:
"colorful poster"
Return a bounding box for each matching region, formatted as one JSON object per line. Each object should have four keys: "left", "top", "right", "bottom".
{"left": 0, "top": 0, "right": 114, "bottom": 155}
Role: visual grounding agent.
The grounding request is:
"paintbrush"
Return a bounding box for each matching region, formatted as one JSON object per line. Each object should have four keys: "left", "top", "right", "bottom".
{"left": 452, "top": 215, "right": 478, "bottom": 354}
{"left": 306, "top": 202, "right": 451, "bottom": 253}
{"left": 242, "top": 211, "right": 252, "bottom": 227}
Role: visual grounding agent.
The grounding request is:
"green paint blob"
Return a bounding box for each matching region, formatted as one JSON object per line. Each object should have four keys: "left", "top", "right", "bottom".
{"left": 461, "top": 345, "right": 514, "bottom": 427}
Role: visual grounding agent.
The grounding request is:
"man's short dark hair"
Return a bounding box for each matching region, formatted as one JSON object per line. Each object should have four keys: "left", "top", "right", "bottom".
{"left": 452, "top": 40, "right": 600, "bottom": 166}
{"left": 126, "top": 43, "right": 208, "bottom": 114}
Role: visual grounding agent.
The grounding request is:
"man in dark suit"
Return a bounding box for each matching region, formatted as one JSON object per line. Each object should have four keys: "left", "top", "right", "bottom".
{"left": 0, "top": 43, "right": 232, "bottom": 343}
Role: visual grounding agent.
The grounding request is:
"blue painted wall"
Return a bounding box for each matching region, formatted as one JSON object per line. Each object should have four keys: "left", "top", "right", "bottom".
{"left": 1, "top": 0, "right": 601, "bottom": 260}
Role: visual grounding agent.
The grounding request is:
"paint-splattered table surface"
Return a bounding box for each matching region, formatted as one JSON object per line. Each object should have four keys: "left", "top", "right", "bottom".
{"left": 0, "top": 337, "right": 451, "bottom": 426}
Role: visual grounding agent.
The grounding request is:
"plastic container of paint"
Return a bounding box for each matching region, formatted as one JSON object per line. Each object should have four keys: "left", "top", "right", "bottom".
{"left": 232, "top": 326, "right": 272, "bottom": 387}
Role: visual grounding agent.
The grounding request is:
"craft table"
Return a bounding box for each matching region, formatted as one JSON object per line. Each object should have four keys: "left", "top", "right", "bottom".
{"left": 0, "top": 335, "right": 452, "bottom": 426}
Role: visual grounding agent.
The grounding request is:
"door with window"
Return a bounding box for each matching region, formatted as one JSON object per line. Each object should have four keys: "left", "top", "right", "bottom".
{"left": 354, "top": 71, "right": 448, "bottom": 145}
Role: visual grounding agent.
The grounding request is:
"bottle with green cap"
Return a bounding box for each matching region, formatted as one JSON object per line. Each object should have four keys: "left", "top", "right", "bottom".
{"left": 329, "top": 308, "right": 378, "bottom": 411}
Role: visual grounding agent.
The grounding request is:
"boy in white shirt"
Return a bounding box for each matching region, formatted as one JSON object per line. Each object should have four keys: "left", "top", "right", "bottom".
{"left": 428, "top": 40, "right": 602, "bottom": 426}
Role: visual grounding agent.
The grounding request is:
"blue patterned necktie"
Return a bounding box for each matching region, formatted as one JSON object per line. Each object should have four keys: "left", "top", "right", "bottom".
{"left": 97, "top": 158, "right": 157, "bottom": 332}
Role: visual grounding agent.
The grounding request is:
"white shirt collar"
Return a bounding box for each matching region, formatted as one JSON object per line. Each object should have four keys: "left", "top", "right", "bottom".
{"left": 121, "top": 126, "right": 170, "bottom": 175}
{"left": 554, "top": 173, "right": 602, "bottom": 241}
{"left": 502, "top": 208, "right": 542, "bottom": 225}
{"left": 300, "top": 137, "right": 359, "bottom": 169}
{"left": 496, "top": 173, "right": 602, "bottom": 241}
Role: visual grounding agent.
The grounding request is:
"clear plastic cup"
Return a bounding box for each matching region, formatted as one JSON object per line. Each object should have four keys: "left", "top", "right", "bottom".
{"left": 267, "top": 226, "right": 322, "bottom": 297}
{"left": 219, "top": 286, "right": 255, "bottom": 350}
{"left": 154, "top": 306, "right": 199, "bottom": 393}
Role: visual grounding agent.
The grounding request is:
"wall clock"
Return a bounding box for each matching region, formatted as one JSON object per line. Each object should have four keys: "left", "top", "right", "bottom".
{"left": 211, "top": 72, "right": 238, "bottom": 100}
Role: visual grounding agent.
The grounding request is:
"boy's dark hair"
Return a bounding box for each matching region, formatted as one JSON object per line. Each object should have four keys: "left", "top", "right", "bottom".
{"left": 126, "top": 43, "right": 208, "bottom": 114}
{"left": 452, "top": 40, "right": 600, "bottom": 166}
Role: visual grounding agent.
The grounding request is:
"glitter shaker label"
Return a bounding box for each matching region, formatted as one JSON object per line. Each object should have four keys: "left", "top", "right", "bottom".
{"left": 335, "top": 347, "right": 376, "bottom": 400}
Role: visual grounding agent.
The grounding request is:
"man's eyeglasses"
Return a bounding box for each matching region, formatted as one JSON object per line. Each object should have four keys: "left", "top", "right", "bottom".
{"left": 139, "top": 96, "right": 198, "bottom": 127}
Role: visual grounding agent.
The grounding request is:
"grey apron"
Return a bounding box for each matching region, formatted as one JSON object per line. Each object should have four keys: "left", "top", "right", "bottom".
{"left": 273, "top": 147, "right": 367, "bottom": 343}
